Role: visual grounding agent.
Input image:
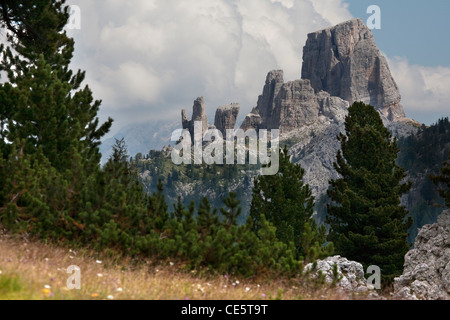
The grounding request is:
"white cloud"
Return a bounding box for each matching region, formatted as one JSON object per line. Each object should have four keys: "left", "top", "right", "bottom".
{"left": 309, "top": 0, "right": 352, "bottom": 25}
{"left": 389, "top": 56, "right": 450, "bottom": 124}
{"left": 67, "top": 0, "right": 353, "bottom": 133}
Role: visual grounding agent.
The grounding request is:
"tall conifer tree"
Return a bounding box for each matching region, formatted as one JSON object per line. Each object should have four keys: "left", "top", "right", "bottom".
{"left": 431, "top": 154, "right": 450, "bottom": 207}
{"left": 250, "top": 146, "right": 332, "bottom": 260}
{"left": 327, "top": 102, "right": 412, "bottom": 283}
{"left": 0, "top": 0, "right": 112, "bottom": 238}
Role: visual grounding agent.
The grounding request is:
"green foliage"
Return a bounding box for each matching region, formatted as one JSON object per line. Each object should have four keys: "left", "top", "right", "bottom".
{"left": 398, "top": 118, "right": 450, "bottom": 175}
{"left": 0, "top": 273, "right": 24, "bottom": 295}
{"left": 398, "top": 118, "right": 449, "bottom": 243}
{"left": 431, "top": 154, "right": 450, "bottom": 208}
{"left": 151, "top": 193, "right": 302, "bottom": 276}
{"left": 6, "top": 1, "right": 441, "bottom": 283}
{"left": 301, "top": 221, "right": 334, "bottom": 263}
{"left": 0, "top": 0, "right": 72, "bottom": 65}
{"left": 90, "top": 139, "right": 150, "bottom": 252}
{"left": 220, "top": 192, "right": 241, "bottom": 228}
{"left": 0, "top": 0, "right": 113, "bottom": 241}
{"left": 250, "top": 145, "right": 333, "bottom": 261}
{"left": 327, "top": 102, "right": 412, "bottom": 283}
{"left": 0, "top": 2, "right": 146, "bottom": 251}
{"left": 331, "top": 264, "right": 343, "bottom": 288}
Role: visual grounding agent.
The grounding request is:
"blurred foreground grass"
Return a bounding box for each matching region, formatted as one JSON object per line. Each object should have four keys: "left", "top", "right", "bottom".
{"left": 0, "top": 232, "right": 366, "bottom": 301}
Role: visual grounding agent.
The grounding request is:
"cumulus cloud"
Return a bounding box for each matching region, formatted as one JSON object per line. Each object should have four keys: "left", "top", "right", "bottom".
{"left": 67, "top": 0, "right": 353, "bottom": 133}
{"left": 388, "top": 56, "right": 450, "bottom": 125}
{"left": 309, "top": 0, "right": 352, "bottom": 25}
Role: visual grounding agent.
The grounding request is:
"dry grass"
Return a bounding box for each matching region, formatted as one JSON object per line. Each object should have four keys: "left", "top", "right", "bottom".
{"left": 0, "top": 231, "right": 372, "bottom": 300}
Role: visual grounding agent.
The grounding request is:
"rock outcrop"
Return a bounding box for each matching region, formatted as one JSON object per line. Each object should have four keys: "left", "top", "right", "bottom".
{"left": 238, "top": 69, "right": 349, "bottom": 197}
{"left": 304, "top": 256, "right": 375, "bottom": 293}
{"left": 181, "top": 97, "right": 242, "bottom": 142}
{"left": 241, "top": 18, "right": 411, "bottom": 134}
{"left": 240, "top": 70, "right": 349, "bottom": 134}
{"left": 290, "top": 121, "right": 346, "bottom": 197}
{"left": 394, "top": 210, "right": 450, "bottom": 300}
{"left": 241, "top": 70, "right": 284, "bottom": 131}
{"left": 301, "top": 18, "right": 406, "bottom": 122}
{"left": 214, "top": 103, "right": 240, "bottom": 136}
{"left": 240, "top": 113, "right": 263, "bottom": 132}
{"left": 182, "top": 97, "right": 209, "bottom": 140}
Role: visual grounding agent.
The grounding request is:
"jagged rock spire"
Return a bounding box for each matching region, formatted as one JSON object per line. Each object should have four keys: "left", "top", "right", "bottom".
{"left": 214, "top": 103, "right": 240, "bottom": 136}
{"left": 181, "top": 96, "right": 209, "bottom": 139}
{"left": 301, "top": 18, "right": 406, "bottom": 121}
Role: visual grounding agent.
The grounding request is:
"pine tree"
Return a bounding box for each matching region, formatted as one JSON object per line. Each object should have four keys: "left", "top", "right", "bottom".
{"left": 327, "top": 102, "right": 412, "bottom": 283}
{"left": 147, "top": 179, "right": 169, "bottom": 232}
{"left": 0, "top": 1, "right": 113, "bottom": 240}
{"left": 96, "top": 139, "right": 149, "bottom": 250}
{"left": 220, "top": 192, "right": 242, "bottom": 229}
{"left": 0, "top": 1, "right": 112, "bottom": 169}
{"left": 431, "top": 154, "right": 450, "bottom": 207}
{"left": 0, "top": 1, "right": 71, "bottom": 64}
{"left": 250, "top": 146, "right": 332, "bottom": 260}
{"left": 197, "top": 197, "right": 219, "bottom": 238}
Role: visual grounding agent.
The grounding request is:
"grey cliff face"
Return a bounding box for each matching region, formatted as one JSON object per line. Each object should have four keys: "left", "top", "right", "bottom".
{"left": 241, "top": 70, "right": 284, "bottom": 131}
{"left": 214, "top": 103, "right": 240, "bottom": 136}
{"left": 182, "top": 97, "right": 242, "bottom": 141}
{"left": 301, "top": 18, "right": 405, "bottom": 121}
{"left": 256, "top": 70, "right": 285, "bottom": 130}
{"left": 394, "top": 210, "right": 450, "bottom": 300}
{"left": 182, "top": 96, "right": 209, "bottom": 140}
{"left": 276, "top": 79, "right": 320, "bottom": 130}
{"left": 241, "top": 19, "right": 410, "bottom": 134}
{"left": 240, "top": 70, "right": 348, "bottom": 134}
{"left": 240, "top": 113, "right": 262, "bottom": 132}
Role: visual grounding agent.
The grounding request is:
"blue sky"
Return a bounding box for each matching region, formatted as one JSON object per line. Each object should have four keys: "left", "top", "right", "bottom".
{"left": 345, "top": 0, "right": 450, "bottom": 67}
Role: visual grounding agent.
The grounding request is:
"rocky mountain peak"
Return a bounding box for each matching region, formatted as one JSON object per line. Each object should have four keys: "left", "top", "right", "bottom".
{"left": 214, "top": 103, "right": 240, "bottom": 136}
{"left": 182, "top": 97, "right": 241, "bottom": 140}
{"left": 240, "top": 70, "right": 349, "bottom": 135}
{"left": 301, "top": 18, "right": 406, "bottom": 122}
{"left": 240, "top": 18, "right": 412, "bottom": 136}
{"left": 182, "top": 96, "right": 209, "bottom": 139}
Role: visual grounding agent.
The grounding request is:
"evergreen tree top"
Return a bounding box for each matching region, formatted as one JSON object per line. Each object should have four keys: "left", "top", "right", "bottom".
{"left": 0, "top": 0, "right": 72, "bottom": 65}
